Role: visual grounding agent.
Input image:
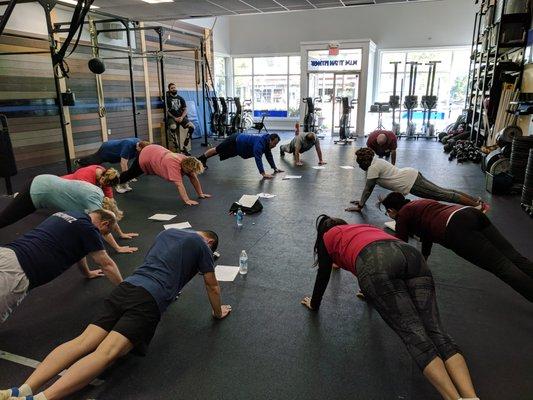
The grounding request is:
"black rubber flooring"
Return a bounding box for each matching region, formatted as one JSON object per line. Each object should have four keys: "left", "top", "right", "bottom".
{"left": 1, "top": 133, "right": 532, "bottom": 400}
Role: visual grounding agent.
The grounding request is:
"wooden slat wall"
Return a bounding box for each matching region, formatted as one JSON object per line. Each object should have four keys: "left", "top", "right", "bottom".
{"left": 0, "top": 20, "right": 212, "bottom": 169}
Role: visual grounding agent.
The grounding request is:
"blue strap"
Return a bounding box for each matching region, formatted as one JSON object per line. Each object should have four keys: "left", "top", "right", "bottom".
{"left": 10, "top": 388, "right": 19, "bottom": 397}
{"left": 25, "top": 396, "right": 34, "bottom": 400}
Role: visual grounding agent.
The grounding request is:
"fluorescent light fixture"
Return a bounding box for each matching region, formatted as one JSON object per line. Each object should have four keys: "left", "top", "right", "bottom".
{"left": 142, "top": 0, "right": 174, "bottom": 3}
{"left": 58, "top": 0, "right": 100, "bottom": 9}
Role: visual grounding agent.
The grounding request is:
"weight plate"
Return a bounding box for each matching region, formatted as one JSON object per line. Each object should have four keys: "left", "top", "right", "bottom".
{"left": 490, "top": 158, "right": 511, "bottom": 175}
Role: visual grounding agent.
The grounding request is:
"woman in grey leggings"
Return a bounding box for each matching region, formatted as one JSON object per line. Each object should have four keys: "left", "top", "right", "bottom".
{"left": 301, "top": 215, "right": 479, "bottom": 400}
{"left": 346, "top": 148, "right": 487, "bottom": 212}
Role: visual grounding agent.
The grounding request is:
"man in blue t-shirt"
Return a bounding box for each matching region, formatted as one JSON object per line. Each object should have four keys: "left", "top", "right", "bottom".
{"left": 0, "top": 210, "right": 123, "bottom": 323}
{"left": 74, "top": 138, "right": 150, "bottom": 193}
{"left": 197, "top": 133, "right": 284, "bottom": 179}
{"left": 0, "top": 229, "right": 231, "bottom": 400}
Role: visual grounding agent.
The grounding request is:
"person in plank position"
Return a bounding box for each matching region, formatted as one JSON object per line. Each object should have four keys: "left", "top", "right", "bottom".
{"left": 197, "top": 133, "right": 284, "bottom": 179}
{"left": 166, "top": 83, "right": 195, "bottom": 155}
{"left": 117, "top": 144, "right": 210, "bottom": 206}
{"left": 0, "top": 210, "right": 122, "bottom": 323}
{"left": 0, "top": 174, "right": 138, "bottom": 253}
{"left": 347, "top": 148, "right": 487, "bottom": 212}
{"left": 380, "top": 192, "right": 533, "bottom": 303}
{"left": 366, "top": 130, "right": 398, "bottom": 165}
{"left": 74, "top": 138, "right": 150, "bottom": 193}
{"left": 0, "top": 228, "right": 231, "bottom": 400}
{"left": 301, "top": 215, "right": 479, "bottom": 400}
{"left": 279, "top": 131, "right": 326, "bottom": 166}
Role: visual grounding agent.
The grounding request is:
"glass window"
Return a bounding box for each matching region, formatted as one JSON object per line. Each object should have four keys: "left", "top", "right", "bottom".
{"left": 234, "top": 58, "right": 252, "bottom": 75}
{"left": 214, "top": 56, "right": 227, "bottom": 98}
{"left": 289, "top": 56, "right": 301, "bottom": 74}
{"left": 254, "top": 57, "right": 288, "bottom": 75}
{"left": 234, "top": 76, "right": 253, "bottom": 101}
{"left": 254, "top": 75, "right": 288, "bottom": 114}
{"left": 288, "top": 75, "right": 300, "bottom": 118}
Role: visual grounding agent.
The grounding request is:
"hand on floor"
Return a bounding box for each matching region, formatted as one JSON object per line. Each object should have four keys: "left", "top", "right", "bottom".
{"left": 213, "top": 305, "right": 232, "bottom": 319}
{"left": 120, "top": 232, "right": 139, "bottom": 239}
{"left": 116, "top": 246, "right": 138, "bottom": 254}
{"left": 300, "top": 296, "right": 314, "bottom": 310}
{"left": 295, "top": 161, "right": 304, "bottom": 166}
{"left": 199, "top": 194, "right": 212, "bottom": 199}
{"left": 262, "top": 173, "right": 274, "bottom": 179}
{"left": 87, "top": 269, "right": 105, "bottom": 279}
{"left": 274, "top": 168, "right": 284, "bottom": 173}
{"left": 318, "top": 161, "right": 327, "bottom": 165}
{"left": 186, "top": 199, "right": 199, "bottom": 206}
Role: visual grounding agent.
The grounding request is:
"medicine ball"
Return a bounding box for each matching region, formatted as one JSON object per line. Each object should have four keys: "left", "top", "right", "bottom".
{"left": 88, "top": 57, "right": 106, "bottom": 74}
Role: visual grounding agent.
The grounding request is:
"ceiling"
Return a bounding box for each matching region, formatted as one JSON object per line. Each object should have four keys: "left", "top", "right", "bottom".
{"left": 92, "top": 0, "right": 439, "bottom": 22}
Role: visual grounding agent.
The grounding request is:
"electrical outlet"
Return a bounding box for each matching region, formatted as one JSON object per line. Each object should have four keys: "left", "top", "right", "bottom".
{"left": 107, "top": 129, "right": 112, "bottom": 136}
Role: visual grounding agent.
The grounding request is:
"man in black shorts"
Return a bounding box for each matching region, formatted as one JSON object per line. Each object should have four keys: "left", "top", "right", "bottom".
{"left": 1, "top": 229, "right": 231, "bottom": 400}
{"left": 166, "top": 82, "right": 194, "bottom": 155}
{"left": 197, "top": 132, "right": 283, "bottom": 179}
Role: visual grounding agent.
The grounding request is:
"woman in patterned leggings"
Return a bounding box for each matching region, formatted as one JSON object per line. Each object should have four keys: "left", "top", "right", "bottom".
{"left": 301, "top": 215, "right": 479, "bottom": 400}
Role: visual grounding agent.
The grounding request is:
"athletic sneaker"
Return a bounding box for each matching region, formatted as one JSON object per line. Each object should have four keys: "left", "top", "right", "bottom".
{"left": 280, "top": 147, "right": 285, "bottom": 157}
{"left": 181, "top": 148, "right": 191, "bottom": 156}
{"left": 115, "top": 184, "right": 129, "bottom": 194}
{"left": 74, "top": 159, "right": 81, "bottom": 167}
{"left": 197, "top": 155, "right": 208, "bottom": 169}
{"left": 124, "top": 183, "right": 133, "bottom": 192}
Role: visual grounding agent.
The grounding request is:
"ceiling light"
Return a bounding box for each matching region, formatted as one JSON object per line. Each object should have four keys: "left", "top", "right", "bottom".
{"left": 58, "top": 0, "right": 100, "bottom": 9}
{"left": 142, "top": 0, "right": 174, "bottom": 4}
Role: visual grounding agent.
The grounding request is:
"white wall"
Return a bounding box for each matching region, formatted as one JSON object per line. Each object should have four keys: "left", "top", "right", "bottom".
{"left": 182, "top": 16, "right": 231, "bottom": 55}
{"left": 227, "top": 0, "right": 476, "bottom": 55}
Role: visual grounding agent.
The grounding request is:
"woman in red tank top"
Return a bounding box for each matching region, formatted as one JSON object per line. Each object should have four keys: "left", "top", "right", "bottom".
{"left": 301, "top": 215, "right": 479, "bottom": 400}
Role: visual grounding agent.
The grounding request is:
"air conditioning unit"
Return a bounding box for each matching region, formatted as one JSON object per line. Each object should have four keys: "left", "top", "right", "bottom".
{"left": 101, "top": 22, "right": 125, "bottom": 41}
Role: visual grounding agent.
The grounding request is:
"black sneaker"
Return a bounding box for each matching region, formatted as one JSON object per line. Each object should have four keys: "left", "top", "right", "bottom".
{"left": 197, "top": 155, "right": 208, "bottom": 169}
{"left": 181, "top": 148, "right": 191, "bottom": 156}
{"left": 280, "top": 147, "right": 285, "bottom": 157}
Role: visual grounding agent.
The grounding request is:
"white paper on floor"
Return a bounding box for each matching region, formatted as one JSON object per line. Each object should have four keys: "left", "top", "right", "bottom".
{"left": 384, "top": 220, "right": 396, "bottom": 231}
{"left": 282, "top": 175, "right": 302, "bottom": 179}
{"left": 164, "top": 222, "right": 192, "bottom": 230}
{"left": 257, "top": 192, "right": 276, "bottom": 198}
{"left": 215, "top": 265, "right": 240, "bottom": 282}
{"left": 148, "top": 214, "right": 177, "bottom": 221}
{"left": 340, "top": 166, "right": 355, "bottom": 170}
{"left": 312, "top": 166, "right": 326, "bottom": 170}
{"left": 237, "top": 194, "right": 259, "bottom": 208}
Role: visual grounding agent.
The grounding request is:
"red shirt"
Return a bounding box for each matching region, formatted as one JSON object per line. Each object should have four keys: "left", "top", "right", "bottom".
{"left": 396, "top": 200, "right": 464, "bottom": 246}
{"left": 366, "top": 130, "right": 397, "bottom": 156}
{"left": 139, "top": 144, "right": 186, "bottom": 183}
{"left": 323, "top": 224, "right": 398, "bottom": 275}
{"left": 62, "top": 165, "right": 113, "bottom": 198}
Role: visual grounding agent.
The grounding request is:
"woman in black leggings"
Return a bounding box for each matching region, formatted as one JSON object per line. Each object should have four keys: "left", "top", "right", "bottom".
{"left": 381, "top": 192, "right": 533, "bottom": 302}
{"left": 301, "top": 215, "right": 479, "bottom": 400}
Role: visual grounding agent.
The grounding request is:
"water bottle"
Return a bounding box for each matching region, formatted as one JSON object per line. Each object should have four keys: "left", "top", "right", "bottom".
{"left": 236, "top": 208, "right": 244, "bottom": 228}
{"left": 239, "top": 250, "right": 248, "bottom": 275}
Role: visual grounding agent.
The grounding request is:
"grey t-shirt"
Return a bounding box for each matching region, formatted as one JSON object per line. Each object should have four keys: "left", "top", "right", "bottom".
{"left": 290, "top": 134, "right": 316, "bottom": 153}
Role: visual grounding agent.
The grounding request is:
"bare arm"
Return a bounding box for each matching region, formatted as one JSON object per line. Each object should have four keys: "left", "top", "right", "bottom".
{"left": 359, "top": 178, "right": 378, "bottom": 208}
{"left": 113, "top": 222, "right": 139, "bottom": 240}
{"left": 174, "top": 181, "right": 197, "bottom": 205}
{"left": 89, "top": 250, "right": 123, "bottom": 285}
{"left": 391, "top": 150, "right": 397, "bottom": 166}
{"left": 120, "top": 158, "right": 129, "bottom": 173}
{"left": 203, "top": 272, "right": 231, "bottom": 319}
{"left": 189, "top": 174, "right": 205, "bottom": 197}
{"left": 294, "top": 142, "right": 302, "bottom": 165}
{"left": 315, "top": 140, "right": 325, "bottom": 164}
{"left": 76, "top": 257, "right": 104, "bottom": 279}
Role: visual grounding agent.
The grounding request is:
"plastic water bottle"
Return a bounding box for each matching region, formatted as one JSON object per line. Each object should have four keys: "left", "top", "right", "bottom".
{"left": 239, "top": 250, "right": 248, "bottom": 275}
{"left": 236, "top": 208, "right": 244, "bottom": 228}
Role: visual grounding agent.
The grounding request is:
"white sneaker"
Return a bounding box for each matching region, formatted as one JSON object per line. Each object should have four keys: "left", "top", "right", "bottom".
{"left": 130, "top": 178, "right": 137, "bottom": 182}
{"left": 115, "top": 184, "right": 128, "bottom": 194}
{"left": 124, "top": 183, "right": 133, "bottom": 192}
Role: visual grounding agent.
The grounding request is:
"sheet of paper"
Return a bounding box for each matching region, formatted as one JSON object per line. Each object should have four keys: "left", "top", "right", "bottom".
{"left": 340, "top": 166, "right": 355, "bottom": 170}
{"left": 312, "top": 166, "right": 326, "bottom": 170}
{"left": 215, "top": 265, "right": 240, "bottom": 282}
{"left": 282, "top": 175, "right": 302, "bottom": 180}
{"left": 257, "top": 192, "right": 277, "bottom": 198}
{"left": 164, "top": 222, "right": 192, "bottom": 230}
{"left": 148, "top": 213, "right": 176, "bottom": 221}
{"left": 237, "top": 194, "right": 259, "bottom": 208}
{"left": 384, "top": 220, "right": 396, "bottom": 231}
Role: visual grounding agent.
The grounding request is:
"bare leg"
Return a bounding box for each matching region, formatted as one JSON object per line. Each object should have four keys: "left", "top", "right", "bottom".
{"left": 423, "top": 357, "right": 461, "bottom": 400}
{"left": 204, "top": 148, "right": 218, "bottom": 158}
{"left": 444, "top": 354, "right": 477, "bottom": 399}
{"left": 25, "top": 325, "right": 108, "bottom": 392}
{"left": 42, "top": 331, "right": 133, "bottom": 400}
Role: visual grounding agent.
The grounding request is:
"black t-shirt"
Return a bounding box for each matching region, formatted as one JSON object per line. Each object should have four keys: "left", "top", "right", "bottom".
{"left": 166, "top": 92, "right": 187, "bottom": 118}
{"left": 5, "top": 211, "right": 105, "bottom": 288}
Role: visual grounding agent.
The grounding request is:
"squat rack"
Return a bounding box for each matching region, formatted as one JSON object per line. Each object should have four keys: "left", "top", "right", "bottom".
{"left": 0, "top": 0, "right": 213, "bottom": 173}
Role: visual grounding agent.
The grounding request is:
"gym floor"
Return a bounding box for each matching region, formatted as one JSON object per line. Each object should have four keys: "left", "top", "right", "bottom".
{"left": 1, "top": 133, "right": 532, "bottom": 400}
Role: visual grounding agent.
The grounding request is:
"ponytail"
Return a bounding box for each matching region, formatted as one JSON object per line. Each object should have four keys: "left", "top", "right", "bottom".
{"left": 313, "top": 214, "right": 347, "bottom": 267}
{"left": 101, "top": 168, "right": 120, "bottom": 187}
